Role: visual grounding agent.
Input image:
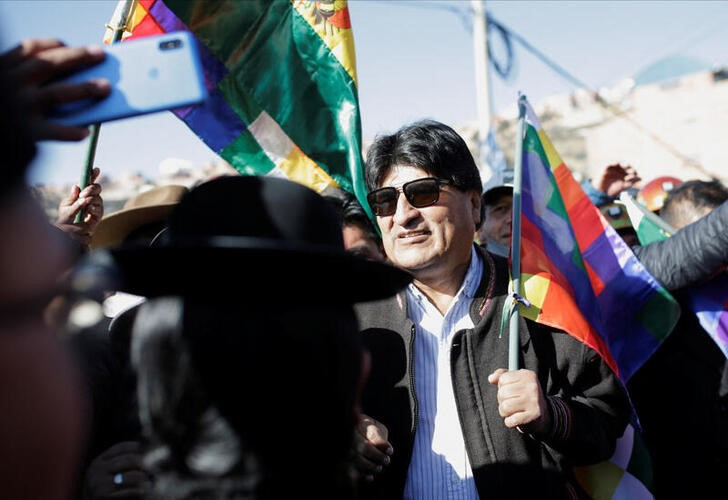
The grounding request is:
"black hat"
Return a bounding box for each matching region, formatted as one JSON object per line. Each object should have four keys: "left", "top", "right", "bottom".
{"left": 85, "top": 176, "right": 410, "bottom": 303}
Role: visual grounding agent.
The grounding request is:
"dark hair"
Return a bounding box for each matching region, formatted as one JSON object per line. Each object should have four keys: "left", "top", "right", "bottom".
{"left": 133, "top": 297, "right": 362, "bottom": 498}
{"left": 324, "top": 190, "right": 380, "bottom": 242}
{"left": 365, "top": 120, "right": 482, "bottom": 194}
{"left": 660, "top": 179, "right": 728, "bottom": 228}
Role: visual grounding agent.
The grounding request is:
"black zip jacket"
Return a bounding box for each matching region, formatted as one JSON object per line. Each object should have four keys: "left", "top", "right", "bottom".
{"left": 356, "top": 247, "right": 630, "bottom": 499}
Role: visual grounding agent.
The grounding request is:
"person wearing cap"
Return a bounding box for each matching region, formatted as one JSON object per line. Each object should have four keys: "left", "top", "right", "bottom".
{"left": 637, "top": 175, "right": 682, "bottom": 213}
{"left": 600, "top": 202, "right": 638, "bottom": 246}
{"left": 355, "top": 120, "right": 629, "bottom": 499}
{"left": 86, "top": 175, "right": 411, "bottom": 498}
{"left": 477, "top": 169, "right": 514, "bottom": 258}
{"left": 91, "top": 184, "right": 189, "bottom": 318}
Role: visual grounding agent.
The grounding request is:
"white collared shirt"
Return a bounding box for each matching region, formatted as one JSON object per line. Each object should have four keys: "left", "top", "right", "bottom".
{"left": 403, "top": 246, "right": 482, "bottom": 500}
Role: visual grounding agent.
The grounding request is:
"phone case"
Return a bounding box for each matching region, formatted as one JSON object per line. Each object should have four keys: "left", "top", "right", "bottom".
{"left": 47, "top": 31, "right": 207, "bottom": 126}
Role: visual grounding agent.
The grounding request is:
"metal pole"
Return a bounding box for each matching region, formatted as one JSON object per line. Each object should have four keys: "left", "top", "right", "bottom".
{"left": 74, "top": 0, "right": 137, "bottom": 223}
{"left": 471, "top": 0, "right": 492, "bottom": 180}
{"left": 508, "top": 94, "right": 526, "bottom": 371}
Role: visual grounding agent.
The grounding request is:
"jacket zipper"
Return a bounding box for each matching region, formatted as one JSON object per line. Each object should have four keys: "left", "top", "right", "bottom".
{"left": 409, "top": 323, "right": 418, "bottom": 437}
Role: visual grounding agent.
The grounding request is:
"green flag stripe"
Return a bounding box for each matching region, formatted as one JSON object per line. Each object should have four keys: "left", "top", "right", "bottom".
{"left": 166, "top": 0, "right": 364, "bottom": 199}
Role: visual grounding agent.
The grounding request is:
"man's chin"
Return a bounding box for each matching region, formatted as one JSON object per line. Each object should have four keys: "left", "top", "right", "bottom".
{"left": 388, "top": 252, "right": 432, "bottom": 273}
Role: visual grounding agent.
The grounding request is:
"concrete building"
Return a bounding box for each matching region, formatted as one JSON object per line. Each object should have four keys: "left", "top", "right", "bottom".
{"left": 478, "top": 60, "right": 728, "bottom": 187}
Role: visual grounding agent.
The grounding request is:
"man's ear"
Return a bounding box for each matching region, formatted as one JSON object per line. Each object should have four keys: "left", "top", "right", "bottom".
{"left": 469, "top": 190, "right": 483, "bottom": 229}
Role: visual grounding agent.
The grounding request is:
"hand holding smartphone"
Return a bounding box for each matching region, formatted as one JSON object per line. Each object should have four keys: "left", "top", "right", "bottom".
{"left": 46, "top": 31, "right": 207, "bottom": 126}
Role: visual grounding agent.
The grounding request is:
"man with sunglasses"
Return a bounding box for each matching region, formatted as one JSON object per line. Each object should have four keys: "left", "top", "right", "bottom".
{"left": 354, "top": 120, "right": 629, "bottom": 499}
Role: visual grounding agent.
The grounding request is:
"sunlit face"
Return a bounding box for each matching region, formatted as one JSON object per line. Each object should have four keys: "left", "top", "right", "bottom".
{"left": 374, "top": 165, "right": 481, "bottom": 281}
{"left": 342, "top": 223, "right": 384, "bottom": 262}
{"left": 478, "top": 194, "right": 512, "bottom": 248}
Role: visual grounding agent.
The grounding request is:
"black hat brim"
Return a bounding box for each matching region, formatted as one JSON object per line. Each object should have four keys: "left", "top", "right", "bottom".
{"left": 90, "top": 238, "right": 411, "bottom": 304}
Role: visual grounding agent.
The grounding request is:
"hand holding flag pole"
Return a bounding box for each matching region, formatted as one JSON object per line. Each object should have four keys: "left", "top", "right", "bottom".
{"left": 74, "top": 0, "right": 138, "bottom": 224}
{"left": 507, "top": 94, "right": 528, "bottom": 370}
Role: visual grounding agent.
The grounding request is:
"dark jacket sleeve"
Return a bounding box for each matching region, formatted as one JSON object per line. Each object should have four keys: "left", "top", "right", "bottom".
{"left": 530, "top": 326, "right": 630, "bottom": 464}
{"left": 633, "top": 200, "right": 728, "bottom": 290}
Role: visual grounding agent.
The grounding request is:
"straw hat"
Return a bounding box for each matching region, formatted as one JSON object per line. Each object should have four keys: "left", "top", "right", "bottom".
{"left": 90, "top": 185, "right": 188, "bottom": 250}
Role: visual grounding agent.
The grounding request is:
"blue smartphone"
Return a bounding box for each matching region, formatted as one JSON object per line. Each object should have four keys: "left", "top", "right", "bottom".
{"left": 47, "top": 31, "right": 207, "bottom": 126}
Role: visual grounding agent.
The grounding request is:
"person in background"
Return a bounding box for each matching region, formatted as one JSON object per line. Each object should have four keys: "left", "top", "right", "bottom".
{"left": 636, "top": 175, "right": 682, "bottom": 213}
{"left": 354, "top": 120, "right": 629, "bottom": 499}
{"left": 69, "top": 184, "right": 190, "bottom": 500}
{"left": 476, "top": 169, "right": 513, "bottom": 258}
{"left": 628, "top": 180, "right": 728, "bottom": 498}
{"left": 580, "top": 163, "right": 642, "bottom": 207}
{"left": 659, "top": 179, "right": 728, "bottom": 230}
{"left": 599, "top": 202, "right": 639, "bottom": 246}
{"left": 56, "top": 166, "right": 105, "bottom": 251}
{"left": 324, "top": 190, "right": 386, "bottom": 262}
{"left": 0, "top": 37, "right": 110, "bottom": 500}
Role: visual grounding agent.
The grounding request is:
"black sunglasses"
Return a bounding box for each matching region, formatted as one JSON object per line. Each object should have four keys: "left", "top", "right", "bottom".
{"left": 367, "top": 177, "right": 452, "bottom": 216}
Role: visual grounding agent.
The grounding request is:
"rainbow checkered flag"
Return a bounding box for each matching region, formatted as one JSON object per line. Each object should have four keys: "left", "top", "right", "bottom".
{"left": 513, "top": 95, "right": 684, "bottom": 498}
{"left": 574, "top": 422, "right": 654, "bottom": 499}
{"left": 516, "top": 96, "right": 679, "bottom": 382}
{"left": 105, "top": 0, "right": 369, "bottom": 212}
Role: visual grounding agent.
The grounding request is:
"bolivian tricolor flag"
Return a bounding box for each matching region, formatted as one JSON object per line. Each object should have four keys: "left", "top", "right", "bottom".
{"left": 106, "top": 0, "right": 367, "bottom": 210}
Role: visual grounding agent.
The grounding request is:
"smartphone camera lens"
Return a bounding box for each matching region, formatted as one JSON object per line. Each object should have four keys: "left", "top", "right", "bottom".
{"left": 159, "top": 39, "right": 182, "bottom": 51}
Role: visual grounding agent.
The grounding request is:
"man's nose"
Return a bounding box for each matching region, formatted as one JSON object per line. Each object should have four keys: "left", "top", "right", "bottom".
{"left": 392, "top": 192, "right": 419, "bottom": 225}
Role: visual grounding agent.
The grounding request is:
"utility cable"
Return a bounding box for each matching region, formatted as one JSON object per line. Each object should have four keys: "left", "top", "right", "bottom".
{"left": 487, "top": 15, "right": 708, "bottom": 174}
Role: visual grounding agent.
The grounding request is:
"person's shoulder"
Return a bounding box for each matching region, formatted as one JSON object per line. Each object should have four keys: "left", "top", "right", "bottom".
{"left": 355, "top": 292, "right": 406, "bottom": 329}
{"left": 474, "top": 246, "right": 510, "bottom": 296}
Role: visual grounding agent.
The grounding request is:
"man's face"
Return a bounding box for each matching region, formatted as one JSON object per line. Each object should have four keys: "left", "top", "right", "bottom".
{"left": 479, "top": 193, "right": 512, "bottom": 248}
{"left": 374, "top": 165, "right": 481, "bottom": 280}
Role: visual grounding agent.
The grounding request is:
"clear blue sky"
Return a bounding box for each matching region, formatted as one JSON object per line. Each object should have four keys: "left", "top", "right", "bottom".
{"left": 1, "top": 0, "right": 726, "bottom": 185}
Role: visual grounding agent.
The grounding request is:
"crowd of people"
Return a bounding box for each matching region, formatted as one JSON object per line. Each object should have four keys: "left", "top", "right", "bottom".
{"left": 1, "top": 36, "right": 726, "bottom": 500}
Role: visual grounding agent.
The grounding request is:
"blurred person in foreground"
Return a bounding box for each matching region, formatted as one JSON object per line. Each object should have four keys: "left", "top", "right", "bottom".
{"left": 0, "top": 37, "right": 110, "bottom": 500}
{"left": 86, "top": 175, "right": 411, "bottom": 499}
{"left": 354, "top": 120, "right": 630, "bottom": 499}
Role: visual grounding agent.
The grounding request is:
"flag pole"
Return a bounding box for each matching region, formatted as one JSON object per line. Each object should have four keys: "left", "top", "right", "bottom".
{"left": 508, "top": 94, "right": 527, "bottom": 371}
{"left": 74, "top": 0, "right": 137, "bottom": 223}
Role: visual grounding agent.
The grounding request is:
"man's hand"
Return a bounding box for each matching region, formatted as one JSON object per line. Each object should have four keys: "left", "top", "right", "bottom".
{"left": 488, "top": 368, "right": 551, "bottom": 435}
{"left": 352, "top": 414, "right": 393, "bottom": 482}
{"left": 596, "top": 164, "right": 641, "bottom": 197}
{"left": 83, "top": 441, "right": 150, "bottom": 499}
{"left": 56, "top": 167, "right": 103, "bottom": 249}
{"left": 1, "top": 38, "right": 110, "bottom": 141}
